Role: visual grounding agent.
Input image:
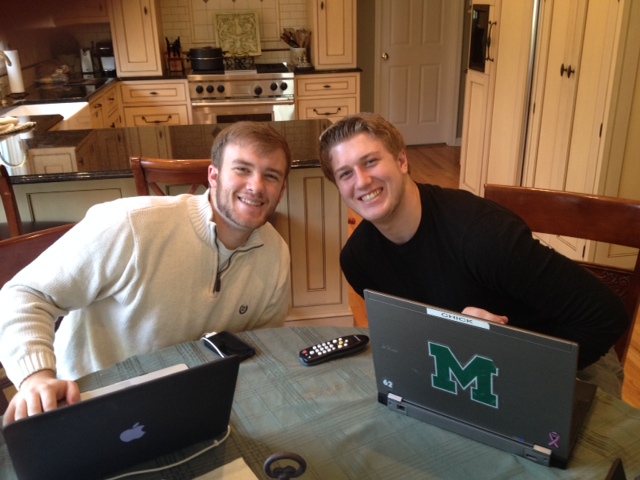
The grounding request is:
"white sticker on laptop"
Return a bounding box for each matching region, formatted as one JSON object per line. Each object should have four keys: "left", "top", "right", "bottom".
{"left": 426, "top": 307, "right": 490, "bottom": 330}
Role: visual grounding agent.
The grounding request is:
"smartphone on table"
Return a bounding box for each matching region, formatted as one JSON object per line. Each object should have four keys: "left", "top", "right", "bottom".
{"left": 201, "top": 331, "right": 256, "bottom": 361}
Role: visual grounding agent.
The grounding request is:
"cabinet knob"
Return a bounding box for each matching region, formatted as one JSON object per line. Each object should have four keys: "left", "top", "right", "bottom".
{"left": 382, "top": 52, "right": 389, "bottom": 61}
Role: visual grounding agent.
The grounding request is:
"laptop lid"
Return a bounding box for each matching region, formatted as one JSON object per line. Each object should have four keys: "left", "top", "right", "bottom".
{"left": 365, "top": 289, "right": 595, "bottom": 468}
{"left": 3, "top": 355, "right": 240, "bottom": 480}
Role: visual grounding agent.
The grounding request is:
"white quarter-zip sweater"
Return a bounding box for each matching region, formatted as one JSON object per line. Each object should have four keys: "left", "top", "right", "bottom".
{"left": 0, "top": 191, "right": 290, "bottom": 386}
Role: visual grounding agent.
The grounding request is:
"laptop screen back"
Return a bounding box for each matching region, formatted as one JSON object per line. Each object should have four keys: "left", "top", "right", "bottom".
{"left": 365, "top": 290, "right": 580, "bottom": 463}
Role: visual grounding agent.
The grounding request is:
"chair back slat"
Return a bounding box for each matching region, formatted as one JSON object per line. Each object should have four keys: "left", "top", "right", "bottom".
{"left": 484, "top": 184, "right": 640, "bottom": 363}
{"left": 1, "top": 165, "right": 23, "bottom": 238}
{"left": 130, "top": 157, "right": 211, "bottom": 196}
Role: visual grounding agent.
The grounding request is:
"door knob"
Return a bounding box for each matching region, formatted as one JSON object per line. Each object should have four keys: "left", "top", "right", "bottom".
{"left": 382, "top": 52, "right": 389, "bottom": 61}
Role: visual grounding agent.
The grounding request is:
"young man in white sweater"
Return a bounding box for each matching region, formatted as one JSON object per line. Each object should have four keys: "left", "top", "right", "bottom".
{"left": 0, "top": 122, "right": 293, "bottom": 424}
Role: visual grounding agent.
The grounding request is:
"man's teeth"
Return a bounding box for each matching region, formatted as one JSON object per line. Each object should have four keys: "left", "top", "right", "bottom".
{"left": 240, "top": 197, "right": 262, "bottom": 206}
{"left": 361, "top": 189, "right": 381, "bottom": 202}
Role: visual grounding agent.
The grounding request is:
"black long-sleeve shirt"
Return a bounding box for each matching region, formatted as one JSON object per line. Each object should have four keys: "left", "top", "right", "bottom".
{"left": 341, "top": 184, "right": 629, "bottom": 369}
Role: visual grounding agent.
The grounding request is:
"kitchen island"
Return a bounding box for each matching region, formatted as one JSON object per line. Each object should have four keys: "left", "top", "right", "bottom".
{"left": 0, "top": 119, "right": 352, "bottom": 326}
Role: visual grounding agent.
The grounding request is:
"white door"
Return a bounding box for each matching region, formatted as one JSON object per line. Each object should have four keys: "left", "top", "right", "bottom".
{"left": 375, "top": 0, "right": 462, "bottom": 146}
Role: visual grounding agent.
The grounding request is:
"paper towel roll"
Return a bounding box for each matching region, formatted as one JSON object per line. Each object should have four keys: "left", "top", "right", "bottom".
{"left": 4, "top": 50, "right": 25, "bottom": 94}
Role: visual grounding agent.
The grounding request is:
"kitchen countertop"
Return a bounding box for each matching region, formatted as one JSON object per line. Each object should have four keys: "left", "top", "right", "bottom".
{"left": 1, "top": 77, "right": 117, "bottom": 109}
{"left": 2, "top": 119, "right": 331, "bottom": 185}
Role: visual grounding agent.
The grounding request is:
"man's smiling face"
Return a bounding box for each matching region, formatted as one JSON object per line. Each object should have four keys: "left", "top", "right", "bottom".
{"left": 209, "top": 142, "right": 287, "bottom": 238}
{"left": 330, "top": 133, "right": 409, "bottom": 226}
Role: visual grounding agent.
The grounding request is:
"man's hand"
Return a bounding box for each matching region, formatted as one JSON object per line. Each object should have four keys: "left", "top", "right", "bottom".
{"left": 462, "top": 307, "right": 509, "bottom": 325}
{"left": 2, "top": 370, "right": 80, "bottom": 426}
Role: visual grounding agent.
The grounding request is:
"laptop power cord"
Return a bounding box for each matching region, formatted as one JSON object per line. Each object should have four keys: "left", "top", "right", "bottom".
{"left": 103, "top": 425, "right": 232, "bottom": 480}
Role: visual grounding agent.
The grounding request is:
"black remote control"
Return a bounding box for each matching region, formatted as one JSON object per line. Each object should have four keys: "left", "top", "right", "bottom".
{"left": 299, "top": 334, "right": 370, "bottom": 366}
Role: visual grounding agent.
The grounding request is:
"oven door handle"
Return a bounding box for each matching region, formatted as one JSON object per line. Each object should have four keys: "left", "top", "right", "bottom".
{"left": 191, "top": 99, "right": 294, "bottom": 107}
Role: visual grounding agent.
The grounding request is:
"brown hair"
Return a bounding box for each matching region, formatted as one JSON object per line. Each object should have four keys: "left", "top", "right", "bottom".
{"left": 211, "top": 122, "right": 293, "bottom": 177}
{"left": 318, "top": 113, "right": 406, "bottom": 183}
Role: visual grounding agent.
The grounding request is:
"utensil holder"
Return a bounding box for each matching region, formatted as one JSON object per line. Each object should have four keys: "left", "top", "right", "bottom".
{"left": 290, "top": 48, "right": 308, "bottom": 67}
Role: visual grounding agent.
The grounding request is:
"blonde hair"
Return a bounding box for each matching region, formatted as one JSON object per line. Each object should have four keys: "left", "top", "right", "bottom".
{"left": 318, "top": 113, "right": 406, "bottom": 183}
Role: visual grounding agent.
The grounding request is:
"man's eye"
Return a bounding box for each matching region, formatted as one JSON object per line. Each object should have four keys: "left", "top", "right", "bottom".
{"left": 365, "top": 159, "right": 378, "bottom": 167}
{"left": 338, "top": 170, "right": 352, "bottom": 180}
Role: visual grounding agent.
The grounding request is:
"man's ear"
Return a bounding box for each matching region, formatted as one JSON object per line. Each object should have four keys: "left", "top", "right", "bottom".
{"left": 397, "top": 150, "right": 410, "bottom": 174}
{"left": 208, "top": 164, "right": 219, "bottom": 189}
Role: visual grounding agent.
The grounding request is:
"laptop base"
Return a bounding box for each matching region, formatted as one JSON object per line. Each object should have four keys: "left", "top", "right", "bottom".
{"left": 380, "top": 392, "right": 555, "bottom": 467}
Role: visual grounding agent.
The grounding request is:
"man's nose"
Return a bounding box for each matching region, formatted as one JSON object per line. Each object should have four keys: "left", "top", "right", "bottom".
{"left": 246, "top": 173, "right": 265, "bottom": 192}
{"left": 354, "top": 167, "right": 371, "bottom": 188}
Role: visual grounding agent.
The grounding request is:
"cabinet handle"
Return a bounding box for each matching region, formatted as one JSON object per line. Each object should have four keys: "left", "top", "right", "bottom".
{"left": 485, "top": 21, "right": 497, "bottom": 62}
{"left": 149, "top": 91, "right": 158, "bottom": 95}
{"left": 322, "top": 84, "right": 332, "bottom": 89}
{"left": 313, "top": 107, "right": 341, "bottom": 116}
{"left": 560, "top": 64, "right": 575, "bottom": 78}
{"left": 141, "top": 115, "right": 172, "bottom": 124}
{"left": 94, "top": 103, "right": 103, "bottom": 109}
{"left": 320, "top": 1, "right": 324, "bottom": 10}
{"left": 567, "top": 65, "right": 575, "bottom": 78}
{"left": 144, "top": 6, "right": 148, "bottom": 15}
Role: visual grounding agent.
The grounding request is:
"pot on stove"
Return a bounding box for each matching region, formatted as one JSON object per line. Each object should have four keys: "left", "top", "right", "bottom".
{"left": 187, "top": 47, "right": 225, "bottom": 71}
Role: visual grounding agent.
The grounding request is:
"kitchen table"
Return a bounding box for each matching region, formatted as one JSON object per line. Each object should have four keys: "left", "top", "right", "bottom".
{"left": 1, "top": 326, "right": 639, "bottom": 479}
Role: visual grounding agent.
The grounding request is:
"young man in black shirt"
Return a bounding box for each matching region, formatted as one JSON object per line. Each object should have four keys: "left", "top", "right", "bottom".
{"left": 318, "top": 113, "right": 629, "bottom": 398}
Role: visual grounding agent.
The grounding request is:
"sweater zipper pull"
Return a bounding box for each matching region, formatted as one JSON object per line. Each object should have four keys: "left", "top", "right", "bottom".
{"left": 215, "top": 271, "right": 221, "bottom": 292}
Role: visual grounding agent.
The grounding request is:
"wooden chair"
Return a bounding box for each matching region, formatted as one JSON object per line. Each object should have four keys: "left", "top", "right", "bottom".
{"left": 484, "top": 184, "right": 640, "bottom": 364}
{"left": 130, "top": 157, "right": 211, "bottom": 196}
{"left": 1, "top": 164, "right": 24, "bottom": 238}
{"left": 1, "top": 165, "right": 69, "bottom": 239}
{"left": 0, "top": 223, "right": 75, "bottom": 410}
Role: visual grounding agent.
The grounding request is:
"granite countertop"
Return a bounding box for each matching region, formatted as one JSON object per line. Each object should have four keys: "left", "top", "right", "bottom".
{"left": 1, "top": 77, "right": 118, "bottom": 111}
{"left": 2, "top": 119, "right": 331, "bottom": 185}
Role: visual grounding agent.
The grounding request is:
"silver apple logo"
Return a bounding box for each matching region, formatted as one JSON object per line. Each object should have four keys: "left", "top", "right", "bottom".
{"left": 119, "top": 422, "right": 146, "bottom": 442}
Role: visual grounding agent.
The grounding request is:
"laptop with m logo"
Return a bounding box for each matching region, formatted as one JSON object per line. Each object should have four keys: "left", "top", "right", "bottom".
{"left": 365, "top": 289, "right": 596, "bottom": 468}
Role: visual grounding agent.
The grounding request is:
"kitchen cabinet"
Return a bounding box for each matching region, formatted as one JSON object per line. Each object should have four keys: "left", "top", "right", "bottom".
{"left": 75, "top": 132, "right": 100, "bottom": 172}
{"left": 120, "top": 80, "right": 192, "bottom": 127}
{"left": 295, "top": 72, "right": 361, "bottom": 122}
{"left": 126, "top": 126, "right": 172, "bottom": 159}
{"left": 12, "top": 178, "right": 137, "bottom": 224}
{"left": 28, "top": 148, "right": 77, "bottom": 175}
{"left": 273, "top": 167, "right": 353, "bottom": 326}
{"left": 107, "top": 0, "right": 164, "bottom": 77}
{"left": 460, "top": 0, "right": 640, "bottom": 270}
{"left": 308, "top": 0, "right": 357, "bottom": 69}
{"left": 523, "top": 0, "right": 630, "bottom": 265}
{"left": 459, "top": 0, "right": 502, "bottom": 196}
{"left": 54, "top": 0, "right": 109, "bottom": 25}
{"left": 89, "top": 84, "right": 123, "bottom": 129}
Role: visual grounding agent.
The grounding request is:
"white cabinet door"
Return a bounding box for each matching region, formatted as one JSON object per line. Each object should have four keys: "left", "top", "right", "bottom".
{"left": 278, "top": 168, "right": 352, "bottom": 324}
{"left": 524, "top": 0, "right": 620, "bottom": 261}
{"left": 308, "top": 0, "right": 357, "bottom": 69}
{"left": 108, "top": 0, "right": 163, "bottom": 77}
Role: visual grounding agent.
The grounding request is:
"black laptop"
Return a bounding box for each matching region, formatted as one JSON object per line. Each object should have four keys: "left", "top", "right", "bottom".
{"left": 365, "top": 289, "right": 596, "bottom": 468}
{"left": 3, "top": 356, "right": 240, "bottom": 480}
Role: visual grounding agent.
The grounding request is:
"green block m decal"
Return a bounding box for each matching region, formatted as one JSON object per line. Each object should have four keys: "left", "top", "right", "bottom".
{"left": 428, "top": 342, "right": 499, "bottom": 408}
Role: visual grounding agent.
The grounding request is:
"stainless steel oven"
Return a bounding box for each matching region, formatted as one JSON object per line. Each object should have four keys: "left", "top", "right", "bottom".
{"left": 191, "top": 99, "right": 295, "bottom": 124}
{"left": 188, "top": 63, "right": 295, "bottom": 124}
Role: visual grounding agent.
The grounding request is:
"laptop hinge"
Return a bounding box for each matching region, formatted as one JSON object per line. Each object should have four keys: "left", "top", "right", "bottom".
{"left": 525, "top": 445, "right": 552, "bottom": 466}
